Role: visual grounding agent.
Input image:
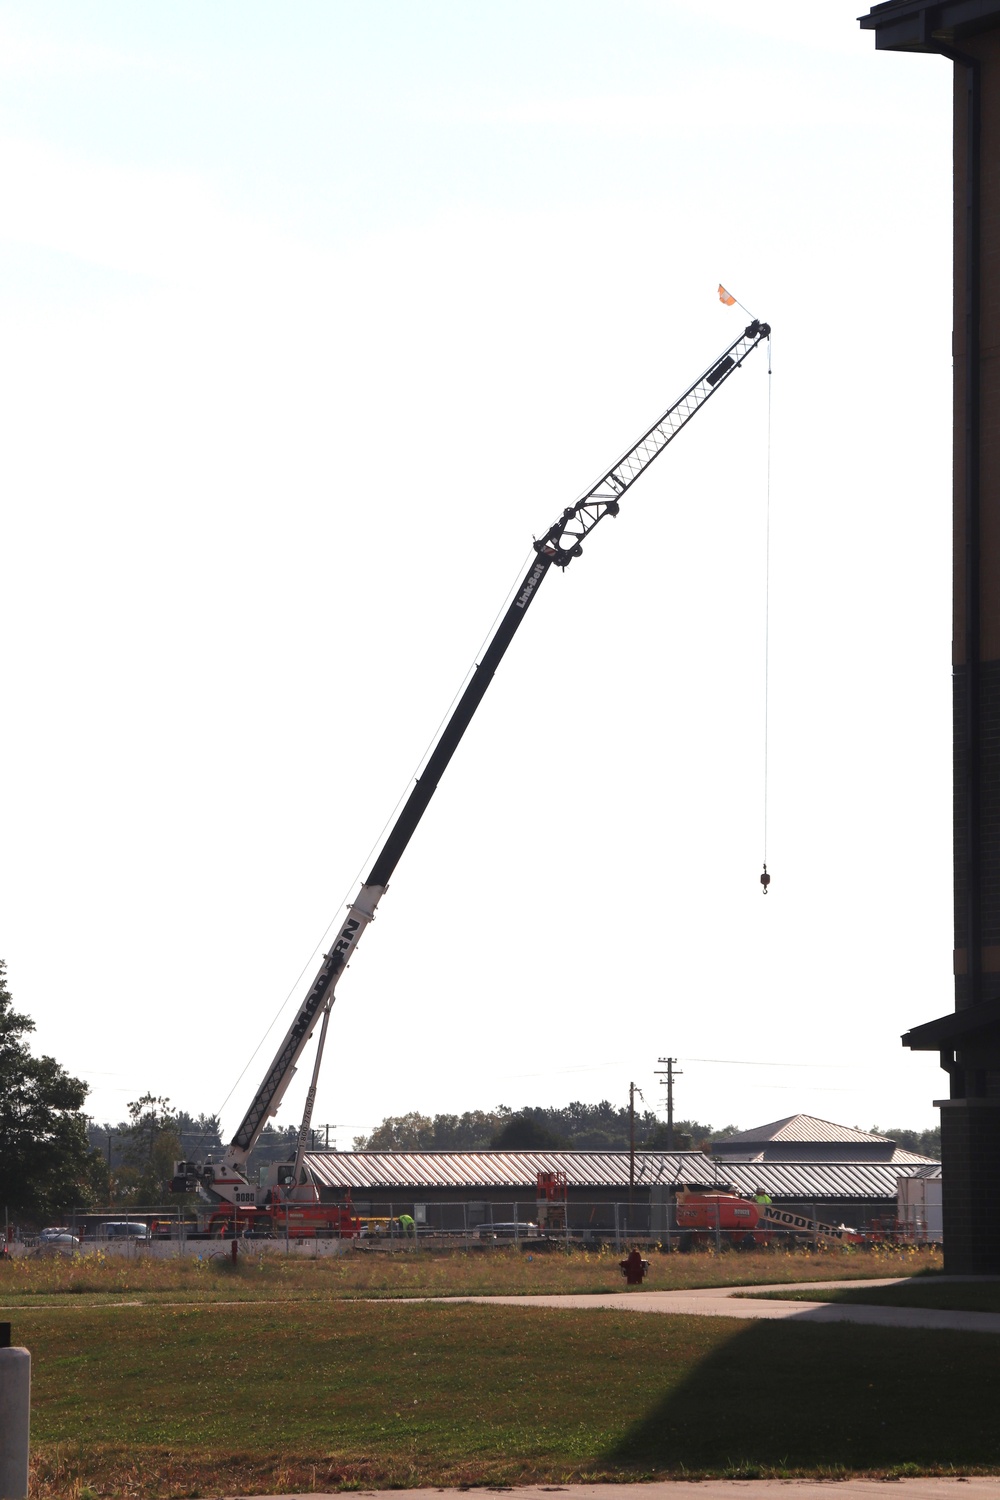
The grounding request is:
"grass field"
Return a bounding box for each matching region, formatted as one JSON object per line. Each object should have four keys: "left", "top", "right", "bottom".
{"left": 17, "top": 1299, "right": 1000, "bottom": 1497}
{"left": 5, "top": 1245, "right": 968, "bottom": 1498}
{"left": 740, "top": 1276, "right": 1000, "bottom": 1313}
{"left": 0, "top": 1240, "right": 940, "bottom": 1307}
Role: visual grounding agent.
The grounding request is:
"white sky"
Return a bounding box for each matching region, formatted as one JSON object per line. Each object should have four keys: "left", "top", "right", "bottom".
{"left": 0, "top": 2, "right": 956, "bottom": 1147}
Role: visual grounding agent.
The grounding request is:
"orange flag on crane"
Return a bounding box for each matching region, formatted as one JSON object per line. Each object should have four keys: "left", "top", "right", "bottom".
{"left": 718, "top": 284, "right": 737, "bottom": 306}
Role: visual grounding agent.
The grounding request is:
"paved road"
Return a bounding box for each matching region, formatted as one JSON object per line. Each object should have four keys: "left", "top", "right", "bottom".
{"left": 238, "top": 1480, "right": 1000, "bottom": 1499}
{"left": 397, "top": 1277, "right": 1000, "bottom": 1335}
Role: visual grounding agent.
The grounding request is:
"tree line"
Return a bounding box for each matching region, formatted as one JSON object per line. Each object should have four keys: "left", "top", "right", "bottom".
{"left": 0, "top": 957, "right": 942, "bottom": 1225}
{"left": 354, "top": 1106, "right": 741, "bottom": 1153}
{"left": 352, "top": 1106, "right": 941, "bottom": 1159}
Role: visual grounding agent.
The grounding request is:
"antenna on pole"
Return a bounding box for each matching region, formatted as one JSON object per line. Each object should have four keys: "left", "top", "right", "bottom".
{"left": 654, "top": 1057, "right": 684, "bottom": 1150}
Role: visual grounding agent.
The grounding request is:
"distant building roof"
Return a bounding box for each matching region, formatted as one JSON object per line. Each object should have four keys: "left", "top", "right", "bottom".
{"left": 303, "top": 1148, "right": 940, "bottom": 1202}
{"left": 901, "top": 1163, "right": 942, "bottom": 1181}
{"left": 710, "top": 1114, "right": 935, "bottom": 1165}
{"left": 719, "top": 1115, "right": 893, "bottom": 1146}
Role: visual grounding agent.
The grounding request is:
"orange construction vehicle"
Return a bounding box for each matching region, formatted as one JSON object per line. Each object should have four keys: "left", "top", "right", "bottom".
{"left": 672, "top": 1183, "right": 883, "bottom": 1249}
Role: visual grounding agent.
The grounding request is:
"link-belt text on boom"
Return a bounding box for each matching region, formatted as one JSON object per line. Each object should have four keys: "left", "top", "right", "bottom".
{"left": 516, "top": 561, "right": 547, "bottom": 609}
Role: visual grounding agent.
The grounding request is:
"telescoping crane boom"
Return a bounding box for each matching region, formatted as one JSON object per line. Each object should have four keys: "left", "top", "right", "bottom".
{"left": 173, "top": 317, "right": 771, "bottom": 1223}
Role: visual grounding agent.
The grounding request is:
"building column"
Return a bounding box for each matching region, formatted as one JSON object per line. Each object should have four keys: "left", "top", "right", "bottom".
{"left": 861, "top": 3, "right": 1000, "bottom": 1274}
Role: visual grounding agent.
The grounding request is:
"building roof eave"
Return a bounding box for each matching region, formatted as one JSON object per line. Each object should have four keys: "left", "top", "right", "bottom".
{"left": 859, "top": 0, "right": 1000, "bottom": 51}
{"left": 903, "top": 998, "right": 1000, "bottom": 1049}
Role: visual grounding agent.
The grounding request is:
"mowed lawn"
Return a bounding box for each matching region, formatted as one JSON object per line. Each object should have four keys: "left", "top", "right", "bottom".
{"left": 20, "top": 1298, "right": 1000, "bottom": 1497}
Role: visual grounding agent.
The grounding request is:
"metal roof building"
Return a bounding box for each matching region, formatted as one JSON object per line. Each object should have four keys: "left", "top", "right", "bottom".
{"left": 711, "top": 1114, "right": 937, "bottom": 1164}
{"left": 303, "top": 1147, "right": 940, "bottom": 1230}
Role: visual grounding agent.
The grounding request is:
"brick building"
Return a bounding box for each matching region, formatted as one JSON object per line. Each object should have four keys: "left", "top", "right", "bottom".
{"left": 861, "top": 0, "right": 1000, "bottom": 1272}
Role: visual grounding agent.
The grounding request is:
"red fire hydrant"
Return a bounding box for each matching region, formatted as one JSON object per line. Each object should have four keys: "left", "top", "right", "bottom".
{"left": 619, "top": 1248, "right": 648, "bottom": 1286}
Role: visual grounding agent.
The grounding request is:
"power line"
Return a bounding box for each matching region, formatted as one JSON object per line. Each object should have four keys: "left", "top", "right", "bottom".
{"left": 682, "top": 1056, "right": 851, "bottom": 1069}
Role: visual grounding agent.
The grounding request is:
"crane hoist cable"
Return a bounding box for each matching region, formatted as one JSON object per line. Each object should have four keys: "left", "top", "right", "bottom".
{"left": 721, "top": 283, "right": 773, "bottom": 897}
{"left": 761, "top": 327, "right": 773, "bottom": 896}
{"left": 214, "top": 546, "right": 537, "bottom": 1127}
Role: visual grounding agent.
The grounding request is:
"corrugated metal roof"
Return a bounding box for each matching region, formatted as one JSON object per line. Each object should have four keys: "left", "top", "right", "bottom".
{"left": 305, "top": 1149, "right": 704, "bottom": 1192}
{"left": 714, "top": 1145, "right": 936, "bottom": 1165}
{"left": 303, "top": 1149, "right": 939, "bottom": 1201}
{"left": 722, "top": 1160, "right": 933, "bottom": 1200}
{"left": 719, "top": 1115, "right": 894, "bottom": 1146}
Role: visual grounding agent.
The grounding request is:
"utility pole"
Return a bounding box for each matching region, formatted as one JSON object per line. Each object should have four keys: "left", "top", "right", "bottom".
{"left": 303, "top": 1124, "right": 338, "bottom": 1152}
{"left": 628, "top": 1083, "right": 644, "bottom": 1216}
{"left": 654, "top": 1058, "right": 683, "bottom": 1150}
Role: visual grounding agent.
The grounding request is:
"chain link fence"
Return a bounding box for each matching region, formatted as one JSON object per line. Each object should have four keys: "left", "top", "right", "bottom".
{"left": 0, "top": 1195, "right": 940, "bottom": 1256}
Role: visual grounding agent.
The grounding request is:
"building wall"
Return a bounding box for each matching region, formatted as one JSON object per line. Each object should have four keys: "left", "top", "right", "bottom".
{"left": 940, "top": 1101, "right": 1000, "bottom": 1268}
{"left": 317, "top": 1183, "right": 897, "bottom": 1233}
{"left": 946, "top": 28, "right": 1000, "bottom": 1273}
{"left": 953, "top": 28, "right": 1000, "bottom": 1007}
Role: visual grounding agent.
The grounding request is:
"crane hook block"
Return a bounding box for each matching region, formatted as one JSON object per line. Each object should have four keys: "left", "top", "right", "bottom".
{"left": 760, "top": 864, "right": 770, "bottom": 895}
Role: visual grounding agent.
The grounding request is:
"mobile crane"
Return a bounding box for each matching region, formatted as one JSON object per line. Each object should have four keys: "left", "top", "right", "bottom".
{"left": 172, "top": 317, "right": 771, "bottom": 1235}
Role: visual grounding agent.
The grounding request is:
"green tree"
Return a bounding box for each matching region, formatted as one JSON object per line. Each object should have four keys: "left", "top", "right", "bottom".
{"left": 83, "top": 1144, "right": 112, "bottom": 1204}
{"left": 355, "top": 1111, "right": 436, "bottom": 1151}
{"left": 123, "top": 1093, "right": 182, "bottom": 1202}
{"left": 430, "top": 1109, "right": 508, "bottom": 1148}
{"left": 642, "top": 1122, "right": 694, "bottom": 1151}
{"left": 871, "top": 1125, "right": 941, "bottom": 1159}
{"left": 0, "top": 959, "right": 102, "bottom": 1223}
{"left": 491, "top": 1109, "right": 566, "bottom": 1150}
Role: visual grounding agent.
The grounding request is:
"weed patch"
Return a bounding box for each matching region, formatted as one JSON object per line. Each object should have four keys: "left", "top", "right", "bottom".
{"left": 0, "top": 1240, "right": 942, "bottom": 1308}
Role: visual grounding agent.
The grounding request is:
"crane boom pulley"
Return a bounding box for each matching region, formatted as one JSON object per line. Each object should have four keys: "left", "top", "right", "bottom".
{"left": 176, "top": 316, "right": 770, "bottom": 1202}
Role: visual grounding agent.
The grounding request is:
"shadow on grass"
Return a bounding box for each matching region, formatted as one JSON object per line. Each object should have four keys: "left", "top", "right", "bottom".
{"left": 745, "top": 1275, "right": 1000, "bottom": 1314}
{"left": 604, "top": 1318, "right": 1000, "bottom": 1475}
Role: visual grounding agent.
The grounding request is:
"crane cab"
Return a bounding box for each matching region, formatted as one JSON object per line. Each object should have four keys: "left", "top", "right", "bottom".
{"left": 259, "top": 1161, "right": 321, "bottom": 1203}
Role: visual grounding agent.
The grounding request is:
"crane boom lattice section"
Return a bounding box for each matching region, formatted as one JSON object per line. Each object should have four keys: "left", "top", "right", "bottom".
{"left": 536, "top": 320, "right": 769, "bottom": 567}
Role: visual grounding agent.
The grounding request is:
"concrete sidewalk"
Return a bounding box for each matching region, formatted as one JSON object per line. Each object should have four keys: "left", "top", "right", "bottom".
{"left": 236, "top": 1480, "right": 1000, "bottom": 1499}
{"left": 398, "top": 1277, "right": 1000, "bottom": 1335}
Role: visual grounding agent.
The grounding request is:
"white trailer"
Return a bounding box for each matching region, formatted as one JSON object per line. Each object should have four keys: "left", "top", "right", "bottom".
{"left": 897, "top": 1170, "right": 943, "bottom": 1243}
